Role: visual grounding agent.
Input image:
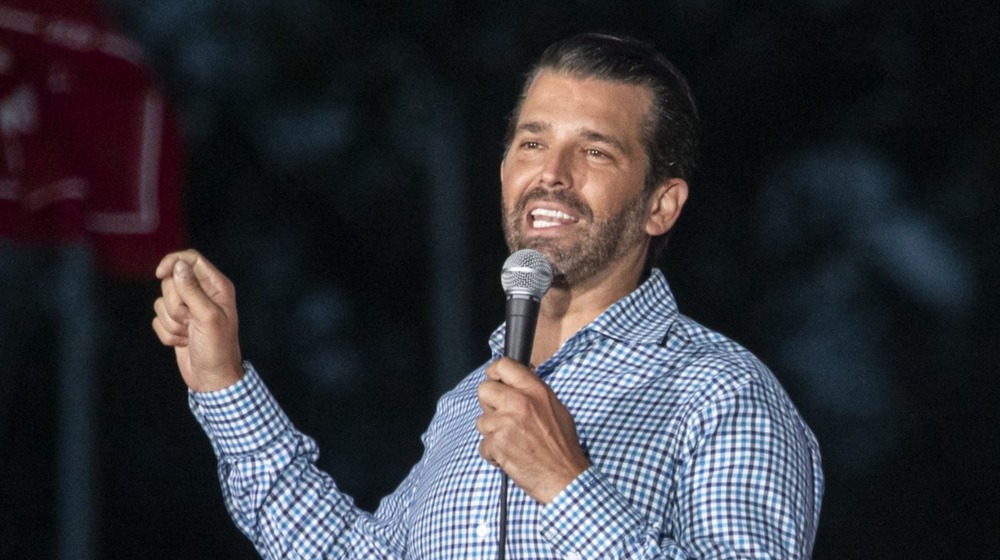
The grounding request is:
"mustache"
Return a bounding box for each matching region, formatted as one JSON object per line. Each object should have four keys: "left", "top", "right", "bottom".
{"left": 513, "top": 187, "right": 593, "bottom": 220}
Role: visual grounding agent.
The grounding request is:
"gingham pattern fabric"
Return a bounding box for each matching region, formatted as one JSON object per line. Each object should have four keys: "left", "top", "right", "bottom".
{"left": 190, "top": 269, "right": 823, "bottom": 559}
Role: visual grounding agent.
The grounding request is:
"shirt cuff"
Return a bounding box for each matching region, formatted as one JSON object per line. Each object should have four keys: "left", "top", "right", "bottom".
{"left": 539, "top": 466, "right": 644, "bottom": 559}
{"left": 188, "top": 362, "right": 294, "bottom": 457}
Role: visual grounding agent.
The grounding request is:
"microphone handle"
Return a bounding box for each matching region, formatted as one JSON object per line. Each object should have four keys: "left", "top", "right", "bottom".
{"left": 499, "top": 294, "right": 540, "bottom": 560}
{"left": 504, "top": 294, "right": 540, "bottom": 365}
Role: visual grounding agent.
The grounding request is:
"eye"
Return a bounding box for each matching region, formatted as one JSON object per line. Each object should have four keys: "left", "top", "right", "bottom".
{"left": 586, "top": 148, "right": 609, "bottom": 159}
{"left": 520, "top": 140, "right": 542, "bottom": 150}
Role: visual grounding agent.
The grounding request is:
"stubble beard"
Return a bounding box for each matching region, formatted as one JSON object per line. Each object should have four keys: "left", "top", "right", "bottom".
{"left": 502, "top": 187, "right": 649, "bottom": 289}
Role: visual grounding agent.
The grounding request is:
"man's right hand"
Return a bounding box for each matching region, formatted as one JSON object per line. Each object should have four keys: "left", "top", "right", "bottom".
{"left": 152, "top": 249, "right": 244, "bottom": 392}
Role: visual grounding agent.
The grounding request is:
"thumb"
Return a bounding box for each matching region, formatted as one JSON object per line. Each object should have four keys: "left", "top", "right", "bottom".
{"left": 173, "top": 259, "right": 219, "bottom": 320}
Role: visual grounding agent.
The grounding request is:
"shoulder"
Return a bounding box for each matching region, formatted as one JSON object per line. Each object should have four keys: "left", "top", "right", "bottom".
{"left": 662, "top": 316, "right": 820, "bottom": 457}
{"left": 627, "top": 313, "right": 808, "bottom": 431}
{"left": 627, "top": 313, "right": 765, "bottom": 398}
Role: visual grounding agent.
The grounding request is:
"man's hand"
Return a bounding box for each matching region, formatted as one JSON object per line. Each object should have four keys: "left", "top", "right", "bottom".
{"left": 152, "top": 249, "right": 244, "bottom": 392}
{"left": 477, "top": 358, "right": 591, "bottom": 504}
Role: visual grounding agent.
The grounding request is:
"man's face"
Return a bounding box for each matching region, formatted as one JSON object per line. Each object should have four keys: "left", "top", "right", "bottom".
{"left": 501, "top": 70, "right": 655, "bottom": 287}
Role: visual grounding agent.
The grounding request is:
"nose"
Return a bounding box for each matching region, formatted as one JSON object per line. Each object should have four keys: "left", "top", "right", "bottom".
{"left": 538, "top": 145, "right": 573, "bottom": 189}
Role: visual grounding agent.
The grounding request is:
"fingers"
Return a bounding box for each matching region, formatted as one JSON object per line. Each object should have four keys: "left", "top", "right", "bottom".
{"left": 477, "top": 378, "right": 499, "bottom": 412}
{"left": 156, "top": 250, "right": 207, "bottom": 322}
{"left": 476, "top": 373, "right": 532, "bottom": 468}
{"left": 476, "top": 408, "right": 505, "bottom": 469}
{"left": 476, "top": 360, "right": 591, "bottom": 502}
{"left": 155, "top": 248, "right": 211, "bottom": 280}
{"left": 155, "top": 249, "right": 194, "bottom": 280}
{"left": 485, "top": 357, "right": 543, "bottom": 393}
{"left": 156, "top": 249, "right": 235, "bottom": 322}
{"left": 486, "top": 357, "right": 534, "bottom": 382}
{"left": 478, "top": 435, "right": 500, "bottom": 468}
{"left": 171, "top": 259, "right": 220, "bottom": 321}
{"left": 153, "top": 295, "right": 187, "bottom": 341}
{"left": 160, "top": 275, "right": 189, "bottom": 322}
{"left": 152, "top": 315, "right": 187, "bottom": 347}
{"left": 476, "top": 379, "right": 501, "bottom": 466}
{"left": 479, "top": 357, "right": 542, "bottom": 416}
{"left": 154, "top": 271, "right": 192, "bottom": 344}
{"left": 152, "top": 249, "right": 235, "bottom": 351}
{"left": 152, "top": 249, "right": 244, "bottom": 392}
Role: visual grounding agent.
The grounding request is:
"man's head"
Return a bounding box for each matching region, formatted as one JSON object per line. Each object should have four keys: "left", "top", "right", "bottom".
{"left": 506, "top": 33, "right": 700, "bottom": 187}
{"left": 501, "top": 33, "right": 699, "bottom": 285}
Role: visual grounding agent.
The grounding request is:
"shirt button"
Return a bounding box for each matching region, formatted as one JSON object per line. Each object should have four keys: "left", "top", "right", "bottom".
{"left": 476, "top": 521, "right": 490, "bottom": 540}
{"left": 565, "top": 552, "right": 582, "bottom": 560}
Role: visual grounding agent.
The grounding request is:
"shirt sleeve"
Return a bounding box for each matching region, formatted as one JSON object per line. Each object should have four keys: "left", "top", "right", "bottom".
{"left": 538, "top": 379, "right": 822, "bottom": 560}
{"left": 189, "top": 363, "right": 416, "bottom": 559}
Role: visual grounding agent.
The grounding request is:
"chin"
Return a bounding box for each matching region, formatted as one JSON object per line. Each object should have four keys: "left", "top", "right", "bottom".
{"left": 513, "top": 238, "right": 559, "bottom": 261}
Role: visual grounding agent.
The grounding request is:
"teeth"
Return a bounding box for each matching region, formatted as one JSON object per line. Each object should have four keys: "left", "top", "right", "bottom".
{"left": 534, "top": 219, "right": 560, "bottom": 228}
{"left": 531, "top": 208, "right": 576, "bottom": 221}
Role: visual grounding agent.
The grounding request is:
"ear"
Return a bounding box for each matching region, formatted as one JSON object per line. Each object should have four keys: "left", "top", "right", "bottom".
{"left": 644, "top": 178, "right": 688, "bottom": 237}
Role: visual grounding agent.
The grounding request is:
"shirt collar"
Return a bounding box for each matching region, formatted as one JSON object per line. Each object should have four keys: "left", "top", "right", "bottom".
{"left": 488, "top": 268, "right": 679, "bottom": 356}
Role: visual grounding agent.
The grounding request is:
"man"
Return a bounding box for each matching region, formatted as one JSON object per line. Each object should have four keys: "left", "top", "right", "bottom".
{"left": 153, "top": 33, "right": 823, "bottom": 558}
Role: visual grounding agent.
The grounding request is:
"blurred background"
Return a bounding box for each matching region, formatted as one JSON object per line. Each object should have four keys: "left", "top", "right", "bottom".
{"left": 0, "top": 0, "right": 996, "bottom": 558}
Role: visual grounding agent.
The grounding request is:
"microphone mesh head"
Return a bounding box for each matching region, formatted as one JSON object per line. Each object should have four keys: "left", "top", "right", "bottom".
{"left": 501, "top": 249, "right": 553, "bottom": 299}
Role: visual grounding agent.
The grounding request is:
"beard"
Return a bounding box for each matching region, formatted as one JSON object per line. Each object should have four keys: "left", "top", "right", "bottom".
{"left": 502, "top": 187, "right": 649, "bottom": 288}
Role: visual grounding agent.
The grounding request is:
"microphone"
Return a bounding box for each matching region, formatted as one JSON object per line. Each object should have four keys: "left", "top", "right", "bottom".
{"left": 496, "top": 249, "right": 552, "bottom": 560}
{"left": 501, "top": 249, "right": 553, "bottom": 365}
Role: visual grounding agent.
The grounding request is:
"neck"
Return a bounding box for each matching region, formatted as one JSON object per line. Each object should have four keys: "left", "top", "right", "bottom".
{"left": 529, "top": 255, "right": 646, "bottom": 366}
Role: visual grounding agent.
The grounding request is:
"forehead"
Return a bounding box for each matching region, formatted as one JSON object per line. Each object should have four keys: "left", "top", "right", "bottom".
{"left": 515, "top": 70, "right": 653, "bottom": 144}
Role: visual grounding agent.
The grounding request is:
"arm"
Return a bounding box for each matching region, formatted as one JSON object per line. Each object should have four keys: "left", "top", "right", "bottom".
{"left": 478, "top": 359, "right": 821, "bottom": 559}
{"left": 152, "top": 250, "right": 415, "bottom": 558}
{"left": 190, "top": 364, "right": 417, "bottom": 558}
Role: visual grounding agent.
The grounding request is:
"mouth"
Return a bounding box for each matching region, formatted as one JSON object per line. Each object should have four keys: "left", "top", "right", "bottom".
{"left": 528, "top": 207, "right": 579, "bottom": 230}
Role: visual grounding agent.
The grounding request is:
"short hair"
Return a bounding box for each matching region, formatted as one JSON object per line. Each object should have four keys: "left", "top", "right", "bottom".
{"left": 506, "top": 33, "right": 700, "bottom": 184}
{"left": 504, "top": 33, "right": 701, "bottom": 265}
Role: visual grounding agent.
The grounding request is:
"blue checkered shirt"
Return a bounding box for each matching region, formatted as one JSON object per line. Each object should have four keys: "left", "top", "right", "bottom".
{"left": 190, "top": 269, "right": 823, "bottom": 558}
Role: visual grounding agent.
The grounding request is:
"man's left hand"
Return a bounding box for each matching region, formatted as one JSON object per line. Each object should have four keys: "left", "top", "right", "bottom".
{"left": 477, "top": 358, "right": 591, "bottom": 504}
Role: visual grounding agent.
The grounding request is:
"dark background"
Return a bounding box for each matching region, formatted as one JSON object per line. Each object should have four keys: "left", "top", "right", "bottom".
{"left": 2, "top": 0, "right": 998, "bottom": 557}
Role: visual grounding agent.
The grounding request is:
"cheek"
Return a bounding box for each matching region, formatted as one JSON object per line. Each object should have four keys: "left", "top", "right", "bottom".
{"left": 500, "top": 163, "right": 526, "bottom": 204}
{"left": 581, "top": 176, "right": 632, "bottom": 215}
{"left": 500, "top": 180, "right": 516, "bottom": 210}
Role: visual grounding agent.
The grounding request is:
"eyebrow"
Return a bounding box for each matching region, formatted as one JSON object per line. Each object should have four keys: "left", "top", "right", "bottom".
{"left": 516, "top": 120, "right": 630, "bottom": 154}
{"left": 516, "top": 121, "right": 550, "bottom": 135}
{"left": 579, "top": 129, "right": 628, "bottom": 155}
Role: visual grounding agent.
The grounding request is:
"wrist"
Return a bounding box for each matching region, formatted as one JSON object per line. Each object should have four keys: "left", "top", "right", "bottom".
{"left": 190, "top": 361, "right": 245, "bottom": 393}
{"left": 536, "top": 460, "right": 591, "bottom": 504}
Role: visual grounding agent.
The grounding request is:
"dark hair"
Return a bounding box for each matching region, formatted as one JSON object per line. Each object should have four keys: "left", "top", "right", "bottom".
{"left": 504, "top": 33, "right": 701, "bottom": 264}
